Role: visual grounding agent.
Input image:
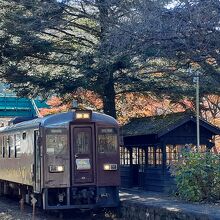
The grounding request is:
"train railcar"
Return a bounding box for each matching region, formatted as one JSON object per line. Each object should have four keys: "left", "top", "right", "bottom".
{"left": 0, "top": 110, "right": 120, "bottom": 210}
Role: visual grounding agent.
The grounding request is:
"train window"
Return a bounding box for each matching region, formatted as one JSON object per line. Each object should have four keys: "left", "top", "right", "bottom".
{"left": 46, "top": 134, "right": 67, "bottom": 155}
{"left": 75, "top": 131, "right": 90, "bottom": 154}
{"left": 22, "top": 132, "right": 27, "bottom": 140}
{"left": 3, "top": 136, "right": 8, "bottom": 158}
{"left": 15, "top": 134, "right": 21, "bottom": 158}
{"left": 0, "top": 136, "right": 2, "bottom": 157}
{"left": 8, "top": 135, "right": 15, "bottom": 158}
{"left": 98, "top": 128, "right": 117, "bottom": 153}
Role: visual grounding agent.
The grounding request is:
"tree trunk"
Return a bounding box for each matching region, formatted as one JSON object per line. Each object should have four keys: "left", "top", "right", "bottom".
{"left": 96, "top": 0, "right": 117, "bottom": 118}
{"left": 102, "top": 77, "right": 117, "bottom": 118}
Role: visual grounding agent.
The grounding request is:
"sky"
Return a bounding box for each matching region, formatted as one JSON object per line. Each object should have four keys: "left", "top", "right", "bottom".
{"left": 166, "top": 0, "right": 180, "bottom": 9}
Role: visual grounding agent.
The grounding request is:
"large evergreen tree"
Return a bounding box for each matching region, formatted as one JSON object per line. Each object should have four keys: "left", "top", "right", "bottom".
{"left": 0, "top": 0, "right": 173, "bottom": 118}
{"left": 0, "top": 0, "right": 219, "bottom": 118}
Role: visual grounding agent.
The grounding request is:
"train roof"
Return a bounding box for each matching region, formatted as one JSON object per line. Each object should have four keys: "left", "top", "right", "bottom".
{"left": 0, "top": 111, "right": 118, "bottom": 133}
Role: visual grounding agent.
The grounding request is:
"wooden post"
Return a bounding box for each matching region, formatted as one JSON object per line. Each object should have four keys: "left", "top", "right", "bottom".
{"left": 19, "top": 196, "right": 24, "bottom": 212}
{"left": 162, "top": 142, "right": 166, "bottom": 173}
{"left": 129, "top": 147, "right": 133, "bottom": 187}
{"left": 19, "top": 186, "right": 26, "bottom": 213}
{"left": 31, "top": 194, "right": 37, "bottom": 220}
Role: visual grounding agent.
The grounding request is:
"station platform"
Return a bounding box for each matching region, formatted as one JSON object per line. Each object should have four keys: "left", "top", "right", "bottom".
{"left": 120, "top": 188, "right": 220, "bottom": 220}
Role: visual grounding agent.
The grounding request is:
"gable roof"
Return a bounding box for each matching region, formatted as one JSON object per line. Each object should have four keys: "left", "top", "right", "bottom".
{"left": 122, "top": 112, "right": 220, "bottom": 137}
{"left": 0, "top": 95, "right": 49, "bottom": 117}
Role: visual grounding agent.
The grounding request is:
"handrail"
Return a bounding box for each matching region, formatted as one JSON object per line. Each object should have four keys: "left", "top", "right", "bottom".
{"left": 31, "top": 99, "right": 42, "bottom": 118}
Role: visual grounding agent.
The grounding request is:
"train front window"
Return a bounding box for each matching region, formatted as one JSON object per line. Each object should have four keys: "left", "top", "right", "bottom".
{"left": 75, "top": 131, "right": 90, "bottom": 154}
{"left": 98, "top": 128, "right": 118, "bottom": 153}
{"left": 46, "top": 129, "right": 67, "bottom": 155}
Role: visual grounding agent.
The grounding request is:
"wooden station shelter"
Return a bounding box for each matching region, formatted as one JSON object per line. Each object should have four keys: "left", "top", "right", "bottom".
{"left": 120, "top": 112, "right": 220, "bottom": 192}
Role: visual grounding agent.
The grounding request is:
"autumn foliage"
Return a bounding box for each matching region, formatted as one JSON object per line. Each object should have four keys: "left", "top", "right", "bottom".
{"left": 39, "top": 90, "right": 187, "bottom": 123}
{"left": 39, "top": 96, "right": 70, "bottom": 116}
{"left": 39, "top": 90, "right": 103, "bottom": 116}
{"left": 39, "top": 91, "right": 220, "bottom": 153}
{"left": 116, "top": 93, "right": 187, "bottom": 124}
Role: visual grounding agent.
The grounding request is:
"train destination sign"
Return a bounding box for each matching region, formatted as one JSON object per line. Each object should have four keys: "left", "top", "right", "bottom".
{"left": 76, "top": 158, "right": 91, "bottom": 170}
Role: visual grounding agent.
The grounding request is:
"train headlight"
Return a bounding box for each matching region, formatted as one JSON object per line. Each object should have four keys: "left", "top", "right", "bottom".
{"left": 49, "top": 165, "right": 64, "bottom": 173}
{"left": 103, "top": 164, "right": 117, "bottom": 171}
{"left": 76, "top": 113, "right": 90, "bottom": 119}
{"left": 75, "top": 110, "right": 92, "bottom": 120}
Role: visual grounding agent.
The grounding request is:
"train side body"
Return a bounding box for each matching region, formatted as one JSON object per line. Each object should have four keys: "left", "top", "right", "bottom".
{"left": 0, "top": 119, "right": 40, "bottom": 186}
{"left": 0, "top": 111, "right": 120, "bottom": 210}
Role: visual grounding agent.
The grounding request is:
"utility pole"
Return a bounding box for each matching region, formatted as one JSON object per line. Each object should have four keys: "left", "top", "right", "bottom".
{"left": 191, "top": 68, "right": 200, "bottom": 148}
{"left": 195, "top": 72, "right": 200, "bottom": 148}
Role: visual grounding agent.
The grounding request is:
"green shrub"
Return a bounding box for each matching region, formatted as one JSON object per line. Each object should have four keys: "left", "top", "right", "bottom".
{"left": 170, "top": 151, "right": 220, "bottom": 202}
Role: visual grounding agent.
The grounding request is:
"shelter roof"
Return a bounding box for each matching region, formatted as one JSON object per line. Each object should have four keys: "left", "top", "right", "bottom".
{"left": 122, "top": 112, "right": 220, "bottom": 137}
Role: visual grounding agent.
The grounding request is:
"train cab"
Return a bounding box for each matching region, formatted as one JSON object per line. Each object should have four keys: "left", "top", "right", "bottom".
{"left": 0, "top": 109, "right": 120, "bottom": 210}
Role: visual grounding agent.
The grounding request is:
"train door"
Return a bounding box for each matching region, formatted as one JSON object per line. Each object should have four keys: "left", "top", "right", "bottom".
{"left": 71, "top": 125, "right": 95, "bottom": 185}
{"left": 34, "top": 130, "right": 41, "bottom": 193}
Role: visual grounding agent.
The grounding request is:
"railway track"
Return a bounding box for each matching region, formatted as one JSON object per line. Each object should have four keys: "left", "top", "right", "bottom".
{"left": 0, "top": 196, "right": 121, "bottom": 220}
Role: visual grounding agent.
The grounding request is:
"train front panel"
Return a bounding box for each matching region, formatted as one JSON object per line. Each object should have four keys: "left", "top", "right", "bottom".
{"left": 42, "top": 111, "right": 120, "bottom": 210}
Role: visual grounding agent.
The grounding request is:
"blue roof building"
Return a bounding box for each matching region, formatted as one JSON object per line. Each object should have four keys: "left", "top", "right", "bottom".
{"left": 0, "top": 95, "right": 48, "bottom": 118}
